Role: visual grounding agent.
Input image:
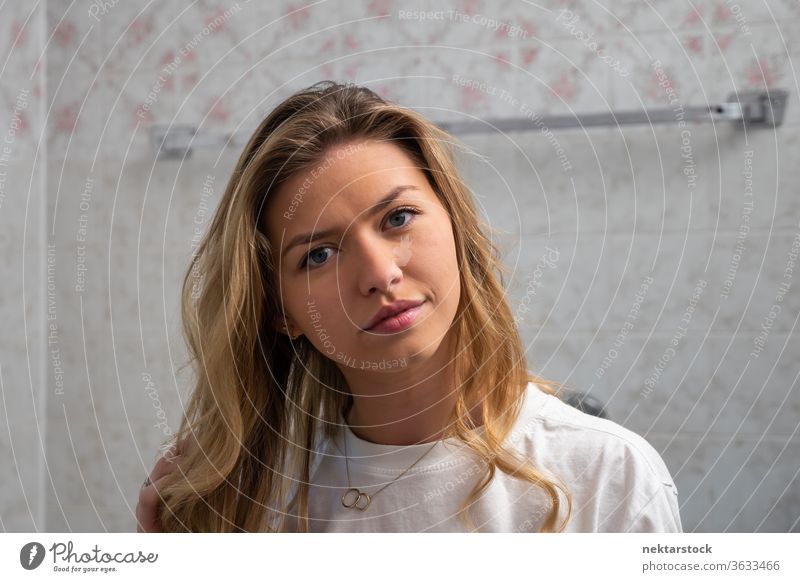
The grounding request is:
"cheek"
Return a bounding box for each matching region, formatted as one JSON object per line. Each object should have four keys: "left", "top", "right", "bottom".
{"left": 276, "top": 274, "right": 323, "bottom": 330}
{"left": 420, "top": 226, "right": 459, "bottom": 278}
{"left": 303, "top": 296, "right": 349, "bottom": 332}
{"left": 434, "top": 232, "right": 461, "bottom": 306}
{"left": 276, "top": 277, "right": 304, "bottom": 318}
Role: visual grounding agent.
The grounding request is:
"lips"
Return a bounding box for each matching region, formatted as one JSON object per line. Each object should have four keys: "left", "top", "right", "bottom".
{"left": 362, "top": 299, "right": 426, "bottom": 331}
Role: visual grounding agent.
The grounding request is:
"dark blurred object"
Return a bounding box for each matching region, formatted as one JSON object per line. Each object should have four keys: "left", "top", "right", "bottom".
{"left": 563, "top": 391, "right": 608, "bottom": 419}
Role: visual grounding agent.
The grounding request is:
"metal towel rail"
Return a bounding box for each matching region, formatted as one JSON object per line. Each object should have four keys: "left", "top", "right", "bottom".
{"left": 150, "top": 89, "right": 788, "bottom": 159}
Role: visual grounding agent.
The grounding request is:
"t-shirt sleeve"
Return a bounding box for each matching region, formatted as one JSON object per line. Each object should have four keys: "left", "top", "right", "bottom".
{"left": 517, "top": 387, "right": 684, "bottom": 533}
{"left": 619, "top": 438, "right": 683, "bottom": 533}
{"left": 624, "top": 479, "right": 683, "bottom": 532}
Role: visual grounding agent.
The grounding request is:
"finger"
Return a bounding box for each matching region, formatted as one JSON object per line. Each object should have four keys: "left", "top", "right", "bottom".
{"left": 137, "top": 472, "right": 173, "bottom": 524}
{"left": 161, "top": 444, "right": 181, "bottom": 461}
{"left": 135, "top": 500, "right": 163, "bottom": 533}
{"left": 145, "top": 451, "right": 183, "bottom": 487}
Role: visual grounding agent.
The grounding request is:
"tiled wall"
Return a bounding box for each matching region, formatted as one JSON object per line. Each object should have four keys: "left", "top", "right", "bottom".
{"left": 2, "top": 0, "right": 797, "bottom": 532}
{"left": 0, "top": 2, "right": 46, "bottom": 531}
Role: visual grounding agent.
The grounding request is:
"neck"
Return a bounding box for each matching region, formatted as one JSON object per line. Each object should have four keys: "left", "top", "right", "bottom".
{"left": 339, "top": 338, "right": 482, "bottom": 446}
{"left": 345, "top": 376, "right": 456, "bottom": 446}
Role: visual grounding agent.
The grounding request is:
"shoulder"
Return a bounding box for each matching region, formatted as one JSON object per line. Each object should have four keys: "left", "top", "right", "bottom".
{"left": 514, "top": 382, "right": 673, "bottom": 482}
{"left": 512, "top": 382, "right": 682, "bottom": 532}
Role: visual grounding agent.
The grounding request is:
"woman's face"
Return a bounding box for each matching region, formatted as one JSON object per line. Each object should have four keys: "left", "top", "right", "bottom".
{"left": 264, "top": 139, "right": 461, "bottom": 372}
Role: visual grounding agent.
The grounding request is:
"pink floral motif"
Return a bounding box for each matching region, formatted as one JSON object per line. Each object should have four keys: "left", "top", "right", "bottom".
{"left": 183, "top": 72, "right": 200, "bottom": 92}
{"left": 55, "top": 104, "right": 79, "bottom": 133}
{"left": 747, "top": 58, "right": 776, "bottom": 88}
{"left": 715, "top": 32, "right": 734, "bottom": 52}
{"left": 285, "top": 5, "right": 311, "bottom": 30}
{"left": 12, "top": 21, "right": 28, "bottom": 47}
{"left": 330, "top": 36, "right": 345, "bottom": 52}
{"left": 683, "top": 7, "right": 702, "bottom": 26}
{"left": 320, "top": 63, "right": 336, "bottom": 79}
{"left": 208, "top": 96, "right": 230, "bottom": 123}
{"left": 134, "top": 105, "right": 152, "bottom": 125}
{"left": 519, "top": 18, "right": 537, "bottom": 38}
{"left": 343, "top": 63, "right": 358, "bottom": 79}
{"left": 459, "top": 0, "right": 480, "bottom": 15}
{"left": 713, "top": 4, "right": 731, "bottom": 24}
{"left": 461, "top": 86, "right": 486, "bottom": 111}
{"left": 128, "top": 17, "right": 153, "bottom": 46}
{"left": 551, "top": 71, "right": 576, "bottom": 101}
{"left": 647, "top": 68, "right": 677, "bottom": 101}
{"left": 205, "top": 9, "right": 228, "bottom": 31}
{"left": 54, "top": 21, "right": 76, "bottom": 48}
{"left": 13, "top": 111, "right": 28, "bottom": 134}
{"left": 367, "top": 0, "right": 393, "bottom": 17}
{"left": 160, "top": 50, "right": 176, "bottom": 66}
{"left": 493, "top": 50, "right": 511, "bottom": 70}
{"left": 521, "top": 47, "right": 540, "bottom": 66}
{"left": 685, "top": 36, "right": 703, "bottom": 54}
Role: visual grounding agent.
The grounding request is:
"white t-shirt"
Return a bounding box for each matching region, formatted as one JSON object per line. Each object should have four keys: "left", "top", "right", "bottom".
{"left": 286, "top": 382, "right": 682, "bottom": 532}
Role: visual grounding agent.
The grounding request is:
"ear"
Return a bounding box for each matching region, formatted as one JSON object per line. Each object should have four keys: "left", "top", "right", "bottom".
{"left": 273, "top": 315, "right": 301, "bottom": 339}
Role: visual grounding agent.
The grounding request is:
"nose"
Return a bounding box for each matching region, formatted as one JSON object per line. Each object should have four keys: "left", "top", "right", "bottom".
{"left": 353, "top": 234, "right": 404, "bottom": 296}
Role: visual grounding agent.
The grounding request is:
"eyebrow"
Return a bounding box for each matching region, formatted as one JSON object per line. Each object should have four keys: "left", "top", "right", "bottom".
{"left": 281, "top": 185, "right": 420, "bottom": 259}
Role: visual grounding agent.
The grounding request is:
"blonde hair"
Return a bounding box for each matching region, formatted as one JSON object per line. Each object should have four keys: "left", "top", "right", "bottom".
{"left": 159, "top": 81, "right": 572, "bottom": 532}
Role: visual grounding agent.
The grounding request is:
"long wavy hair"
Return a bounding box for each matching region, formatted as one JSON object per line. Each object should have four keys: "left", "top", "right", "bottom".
{"left": 159, "top": 80, "right": 572, "bottom": 532}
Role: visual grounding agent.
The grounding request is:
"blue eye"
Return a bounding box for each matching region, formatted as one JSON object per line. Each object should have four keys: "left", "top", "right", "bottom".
{"left": 298, "top": 206, "right": 421, "bottom": 270}
{"left": 303, "top": 247, "right": 333, "bottom": 269}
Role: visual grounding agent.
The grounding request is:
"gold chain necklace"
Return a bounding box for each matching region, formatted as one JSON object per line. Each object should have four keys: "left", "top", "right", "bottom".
{"left": 340, "top": 421, "right": 440, "bottom": 511}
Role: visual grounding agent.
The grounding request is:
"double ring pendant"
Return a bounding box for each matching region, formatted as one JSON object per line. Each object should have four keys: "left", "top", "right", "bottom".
{"left": 341, "top": 487, "right": 372, "bottom": 510}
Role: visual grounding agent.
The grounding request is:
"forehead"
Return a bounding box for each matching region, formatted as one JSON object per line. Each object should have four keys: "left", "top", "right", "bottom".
{"left": 266, "top": 140, "right": 437, "bottom": 231}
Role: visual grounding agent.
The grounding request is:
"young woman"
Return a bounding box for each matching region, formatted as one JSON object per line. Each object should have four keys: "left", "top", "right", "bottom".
{"left": 135, "top": 81, "right": 682, "bottom": 533}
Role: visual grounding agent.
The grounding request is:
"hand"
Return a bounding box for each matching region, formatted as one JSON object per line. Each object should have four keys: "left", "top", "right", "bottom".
{"left": 136, "top": 447, "right": 181, "bottom": 532}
